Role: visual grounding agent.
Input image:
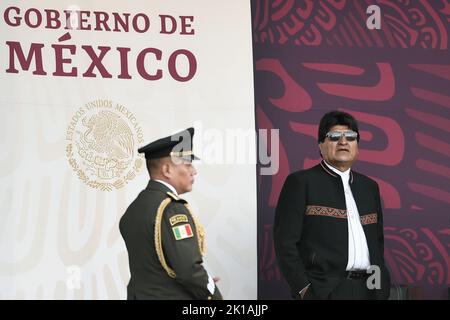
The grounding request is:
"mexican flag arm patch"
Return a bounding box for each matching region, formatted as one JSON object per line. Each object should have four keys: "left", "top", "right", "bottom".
{"left": 172, "top": 223, "right": 194, "bottom": 240}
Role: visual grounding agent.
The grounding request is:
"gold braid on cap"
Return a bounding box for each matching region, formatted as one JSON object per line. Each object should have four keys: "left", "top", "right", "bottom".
{"left": 154, "top": 198, "right": 206, "bottom": 278}
{"left": 170, "top": 151, "right": 193, "bottom": 157}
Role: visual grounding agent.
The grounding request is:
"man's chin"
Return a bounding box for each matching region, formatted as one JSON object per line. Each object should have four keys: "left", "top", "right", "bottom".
{"left": 335, "top": 155, "right": 353, "bottom": 162}
{"left": 329, "top": 158, "right": 350, "bottom": 166}
{"left": 180, "top": 186, "right": 193, "bottom": 194}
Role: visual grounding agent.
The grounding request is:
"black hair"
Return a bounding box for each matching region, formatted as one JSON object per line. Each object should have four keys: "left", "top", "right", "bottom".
{"left": 317, "top": 111, "right": 360, "bottom": 143}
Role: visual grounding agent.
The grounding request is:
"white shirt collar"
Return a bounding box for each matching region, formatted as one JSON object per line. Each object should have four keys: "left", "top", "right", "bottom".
{"left": 323, "top": 160, "right": 350, "bottom": 182}
{"left": 154, "top": 179, "right": 178, "bottom": 195}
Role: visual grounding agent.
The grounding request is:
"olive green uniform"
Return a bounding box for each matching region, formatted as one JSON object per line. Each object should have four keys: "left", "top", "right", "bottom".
{"left": 120, "top": 180, "right": 222, "bottom": 300}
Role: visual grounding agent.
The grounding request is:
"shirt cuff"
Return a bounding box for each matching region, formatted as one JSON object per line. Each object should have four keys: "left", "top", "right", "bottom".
{"left": 299, "top": 283, "right": 311, "bottom": 298}
{"left": 207, "top": 274, "right": 215, "bottom": 295}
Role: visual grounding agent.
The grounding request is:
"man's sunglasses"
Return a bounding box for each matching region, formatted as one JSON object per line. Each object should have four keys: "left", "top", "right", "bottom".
{"left": 325, "top": 130, "right": 358, "bottom": 142}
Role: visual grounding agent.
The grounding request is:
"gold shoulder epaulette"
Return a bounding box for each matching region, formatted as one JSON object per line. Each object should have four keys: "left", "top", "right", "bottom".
{"left": 154, "top": 198, "right": 207, "bottom": 279}
{"left": 154, "top": 198, "right": 176, "bottom": 278}
{"left": 166, "top": 191, "right": 186, "bottom": 203}
{"left": 166, "top": 191, "right": 179, "bottom": 200}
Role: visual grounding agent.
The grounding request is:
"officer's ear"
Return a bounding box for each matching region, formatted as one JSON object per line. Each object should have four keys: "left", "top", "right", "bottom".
{"left": 161, "top": 160, "right": 173, "bottom": 179}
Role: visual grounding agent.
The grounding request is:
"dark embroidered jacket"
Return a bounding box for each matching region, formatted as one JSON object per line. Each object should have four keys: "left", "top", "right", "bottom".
{"left": 274, "top": 161, "right": 391, "bottom": 299}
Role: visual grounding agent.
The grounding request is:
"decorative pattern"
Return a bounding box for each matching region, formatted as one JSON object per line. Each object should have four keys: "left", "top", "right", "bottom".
{"left": 305, "top": 205, "right": 347, "bottom": 219}
{"left": 385, "top": 227, "right": 450, "bottom": 287}
{"left": 253, "top": 0, "right": 450, "bottom": 49}
{"left": 65, "top": 100, "right": 144, "bottom": 191}
{"left": 360, "top": 213, "right": 377, "bottom": 225}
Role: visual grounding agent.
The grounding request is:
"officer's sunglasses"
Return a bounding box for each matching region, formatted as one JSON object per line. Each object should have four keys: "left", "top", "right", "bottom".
{"left": 325, "top": 130, "right": 358, "bottom": 142}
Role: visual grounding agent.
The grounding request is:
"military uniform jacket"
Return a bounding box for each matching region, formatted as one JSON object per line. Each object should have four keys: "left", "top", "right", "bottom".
{"left": 274, "top": 161, "right": 391, "bottom": 299}
{"left": 120, "top": 180, "right": 222, "bottom": 300}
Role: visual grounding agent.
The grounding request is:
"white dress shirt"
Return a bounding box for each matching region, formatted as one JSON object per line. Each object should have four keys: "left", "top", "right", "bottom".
{"left": 154, "top": 179, "right": 178, "bottom": 195}
{"left": 324, "top": 161, "right": 371, "bottom": 271}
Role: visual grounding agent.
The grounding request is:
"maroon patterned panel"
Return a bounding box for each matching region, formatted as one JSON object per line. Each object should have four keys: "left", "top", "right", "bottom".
{"left": 253, "top": 1, "right": 450, "bottom": 299}
{"left": 253, "top": 0, "right": 450, "bottom": 49}
{"left": 385, "top": 227, "right": 450, "bottom": 287}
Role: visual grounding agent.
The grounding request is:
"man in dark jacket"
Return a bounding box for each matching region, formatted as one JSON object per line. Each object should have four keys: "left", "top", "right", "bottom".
{"left": 274, "top": 111, "right": 390, "bottom": 300}
{"left": 120, "top": 127, "right": 222, "bottom": 300}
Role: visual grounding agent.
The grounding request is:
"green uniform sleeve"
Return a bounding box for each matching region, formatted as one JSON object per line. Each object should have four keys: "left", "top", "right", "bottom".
{"left": 161, "top": 201, "right": 222, "bottom": 300}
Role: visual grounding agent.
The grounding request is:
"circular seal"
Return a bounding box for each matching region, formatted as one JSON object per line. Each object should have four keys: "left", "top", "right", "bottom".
{"left": 66, "top": 99, "right": 144, "bottom": 191}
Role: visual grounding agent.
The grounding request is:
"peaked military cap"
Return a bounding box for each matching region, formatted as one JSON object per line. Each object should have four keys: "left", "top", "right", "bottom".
{"left": 138, "top": 127, "right": 200, "bottom": 161}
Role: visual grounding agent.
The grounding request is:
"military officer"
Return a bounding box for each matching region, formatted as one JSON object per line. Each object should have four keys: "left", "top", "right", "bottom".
{"left": 119, "top": 127, "right": 222, "bottom": 300}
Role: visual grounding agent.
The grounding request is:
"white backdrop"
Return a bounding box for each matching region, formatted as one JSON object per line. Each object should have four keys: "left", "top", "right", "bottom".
{"left": 0, "top": 0, "right": 256, "bottom": 299}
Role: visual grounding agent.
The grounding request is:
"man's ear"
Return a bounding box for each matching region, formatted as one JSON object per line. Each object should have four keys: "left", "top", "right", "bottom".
{"left": 161, "top": 162, "right": 172, "bottom": 179}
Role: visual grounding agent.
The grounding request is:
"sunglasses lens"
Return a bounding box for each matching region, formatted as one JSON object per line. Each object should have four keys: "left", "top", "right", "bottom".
{"left": 344, "top": 132, "right": 357, "bottom": 141}
{"left": 329, "top": 134, "right": 341, "bottom": 141}
{"left": 344, "top": 135, "right": 356, "bottom": 141}
{"left": 326, "top": 131, "right": 357, "bottom": 141}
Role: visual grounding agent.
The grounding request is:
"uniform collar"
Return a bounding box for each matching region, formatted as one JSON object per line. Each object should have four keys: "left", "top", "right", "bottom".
{"left": 146, "top": 179, "right": 178, "bottom": 195}
{"left": 154, "top": 179, "right": 178, "bottom": 195}
{"left": 320, "top": 160, "right": 354, "bottom": 184}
